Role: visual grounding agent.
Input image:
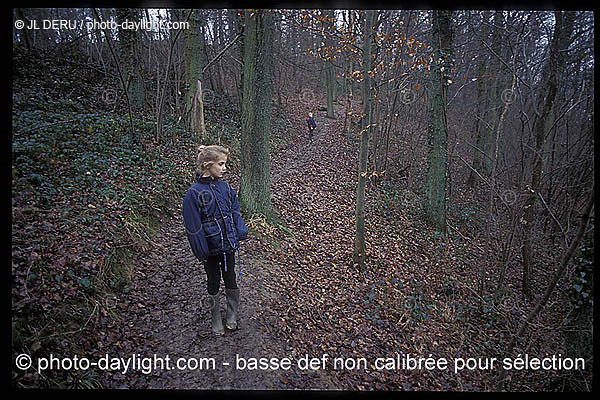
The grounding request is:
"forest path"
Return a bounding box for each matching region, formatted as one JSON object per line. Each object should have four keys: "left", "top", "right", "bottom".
{"left": 100, "top": 100, "right": 353, "bottom": 389}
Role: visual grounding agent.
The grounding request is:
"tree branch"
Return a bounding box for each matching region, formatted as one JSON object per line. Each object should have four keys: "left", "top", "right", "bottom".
{"left": 202, "top": 33, "right": 242, "bottom": 74}
{"left": 496, "top": 181, "right": 594, "bottom": 390}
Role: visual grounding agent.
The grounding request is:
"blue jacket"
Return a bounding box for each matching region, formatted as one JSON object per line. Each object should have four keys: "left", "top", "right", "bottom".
{"left": 307, "top": 116, "right": 316, "bottom": 129}
{"left": 182, "top": 174, "right": 248, "bottom": 262}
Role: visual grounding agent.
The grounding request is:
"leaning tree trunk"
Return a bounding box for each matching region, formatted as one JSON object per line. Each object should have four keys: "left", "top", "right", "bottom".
{"left": 190, "top": 80, "right": 207, "bottom": 139}
{"left": 184, "top": 10, "right": 203, "bottom": 130}
{"left": 239, "top": 9, "right": 275, "bottom": 220}
{"left": 497, "top": 181, "right": 594, "bottom": 390}
{"left": 425, "top": 10, "right": 454, "bottom": 233}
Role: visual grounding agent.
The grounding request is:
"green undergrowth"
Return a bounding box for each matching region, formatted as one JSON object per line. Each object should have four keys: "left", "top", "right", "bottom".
{"left": 11, "top": 43, "right": 300, "bottom": 387}
{"left": 11, "top": 107, "right": 198, "bottom": 387}
{"left": 11, "top": 56, "right": 255, "bottom": 389}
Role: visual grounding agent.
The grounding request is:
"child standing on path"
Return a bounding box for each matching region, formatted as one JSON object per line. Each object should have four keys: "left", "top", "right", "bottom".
{"left": 182, "top": 145, "right": 249, "bottom": 335}
{"left": 306, "top": 112, "right": 317, "bottom": 142}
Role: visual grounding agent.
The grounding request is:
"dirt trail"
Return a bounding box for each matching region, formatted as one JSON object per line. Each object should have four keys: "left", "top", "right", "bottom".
{"left": 100, "top": 102, "right": 350, "bottom": 389}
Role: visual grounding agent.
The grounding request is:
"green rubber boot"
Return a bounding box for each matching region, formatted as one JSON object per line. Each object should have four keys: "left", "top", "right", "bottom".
{"left": 225, "top": 288, "right": 240, "bottom": 330}
{"left": 209, "top": 293, "right": 224, "bottom": 335}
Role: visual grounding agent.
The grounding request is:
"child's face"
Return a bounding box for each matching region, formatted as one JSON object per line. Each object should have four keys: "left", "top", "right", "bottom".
{"left": 203, "top": 154, "right": 227, "bottom": 179}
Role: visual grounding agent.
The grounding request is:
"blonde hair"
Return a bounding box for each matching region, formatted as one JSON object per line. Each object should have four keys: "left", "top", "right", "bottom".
{"left": 196, "top": 145, "right": 229, "bottom": 174}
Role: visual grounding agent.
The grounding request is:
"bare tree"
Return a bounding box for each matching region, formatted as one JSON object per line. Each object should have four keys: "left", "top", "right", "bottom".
{"left": 353, "top": 9, "right": 376, "bottom": 274}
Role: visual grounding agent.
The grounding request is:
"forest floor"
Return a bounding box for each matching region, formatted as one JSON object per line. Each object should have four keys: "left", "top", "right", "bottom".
{"left": 12, "top": 47, "right": 592, "bottom": 391}
{"left": 98, "top": 101, "right": 351, "bottom": 389}
{"left": 97, "top": 94, "right": 588, "bottom": 390}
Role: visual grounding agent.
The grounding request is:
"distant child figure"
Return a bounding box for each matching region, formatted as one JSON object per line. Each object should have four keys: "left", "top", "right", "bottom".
{"left": 306, "top": 112, "right": 317, "bottom": 142}
{"left": 182, "top": 145, "right": 249, "bottom": 335}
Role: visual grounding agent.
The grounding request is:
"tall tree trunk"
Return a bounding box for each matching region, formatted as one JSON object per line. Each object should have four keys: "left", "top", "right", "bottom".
{"left": 228, "top": 9, "right": 244, "bottom": 110}
{"left": 372, "top": 97, "right": 380, "bottom": 173}
{"left": 155, "top": 9, "right": 190, "bottom": 142}
{"left": 239, "top": 10, "right": 275, "bottom": 220}
{"left": 521, "top": 11, "right": 575, "bottom": 299}
{"left": 325, "top": 10, "right": 336, "bottom": 119}
{"left": 92, "top": 8, "right": 136, "bottom": 143}
{"left": 216, "top": 10, "right": 227, "bottom": 95}
{"left": 117, "top": 8, "right": 144, "bottom": 111}
{"left": 467, "top": 11, "right": 489, "bottom": 187}
{"left": 343, "top": 59, "right": 353, "bottom": 135}
{"left": 343, "top": 11, "right": 354, "bottom": 135}
{"left": 425, "top": 10, "right": 454, "bottom": 233}
{"left": 383, "top": 81, "right": 400, "bottom": 173}
{"left": 199, "top": 20, "right": 216, "bottom": 92}
{"left": 353, "top": 9, "right": 375, "bottom": 274}
{"left": 481, "top": 11, "right": 503, "bottom": 176}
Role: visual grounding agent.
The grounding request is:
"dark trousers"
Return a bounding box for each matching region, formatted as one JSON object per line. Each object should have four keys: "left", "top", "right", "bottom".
{"left": 204, "top": 252, "right": 237, "bottom": 295}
